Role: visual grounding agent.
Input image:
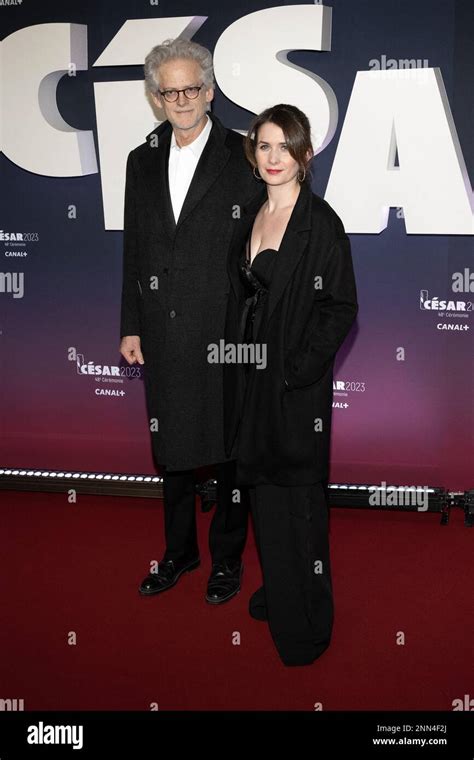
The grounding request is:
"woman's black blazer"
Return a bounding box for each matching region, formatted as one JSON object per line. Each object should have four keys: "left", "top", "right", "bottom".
{"left": 223, "top": 179, "right": 358, "bottom": 486}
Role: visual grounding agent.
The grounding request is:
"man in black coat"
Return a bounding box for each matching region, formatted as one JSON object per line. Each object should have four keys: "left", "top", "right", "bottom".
{"left": 120, "top": 39, "right": 257, "bottom": 603}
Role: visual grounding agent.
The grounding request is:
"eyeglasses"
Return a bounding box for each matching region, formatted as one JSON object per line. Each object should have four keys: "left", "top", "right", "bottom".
{"left": 158, "top": 84, "right": 204, "bottom": 103}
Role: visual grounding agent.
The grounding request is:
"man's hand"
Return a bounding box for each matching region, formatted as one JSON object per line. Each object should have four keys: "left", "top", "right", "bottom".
{"left": 120, "top": 335, "right": 144, "bottom": 365}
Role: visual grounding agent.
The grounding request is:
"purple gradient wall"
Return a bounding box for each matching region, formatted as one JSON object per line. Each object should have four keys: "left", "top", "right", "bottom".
{"left": 1, "top": 0, "right": 472, "bottom": 490}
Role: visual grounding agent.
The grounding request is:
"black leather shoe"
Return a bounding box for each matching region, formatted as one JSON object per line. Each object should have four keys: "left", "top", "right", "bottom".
{"left": 249, "top": 585, "right": 267, "bottom": 621}
{"left": 205, "top": 560, "right": 243, "bottom": 605}
{"left": 139, "top": 556, "right": 200, "bottom": 596}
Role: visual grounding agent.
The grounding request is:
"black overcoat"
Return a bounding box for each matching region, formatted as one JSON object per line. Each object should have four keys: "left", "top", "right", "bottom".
{"left": 120, "top": 112, "right": 258, "bottom": 470}
{"left": 223, "top": 179, "right": 359, "bottom": 486}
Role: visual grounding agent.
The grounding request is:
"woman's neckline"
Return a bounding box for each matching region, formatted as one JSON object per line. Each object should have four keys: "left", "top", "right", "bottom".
{"left": 246, "top": 233, "right": 279, "bottom": 265}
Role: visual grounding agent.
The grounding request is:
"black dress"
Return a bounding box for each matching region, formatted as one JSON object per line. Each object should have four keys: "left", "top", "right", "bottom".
{"left": 238, "top": 233, "right": 278, "bottom": 346}
{"left": 230, "top": 233, "right": 276, "bottom": 451}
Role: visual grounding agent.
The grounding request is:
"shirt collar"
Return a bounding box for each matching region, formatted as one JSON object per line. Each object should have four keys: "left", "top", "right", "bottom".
{"left": 170, "top": 113, "right": 212, "bottom": 154}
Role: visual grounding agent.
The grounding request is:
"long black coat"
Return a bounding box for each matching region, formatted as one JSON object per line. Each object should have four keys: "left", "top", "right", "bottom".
{"left": 223, "top": 179, "right": 359, "bottom": 486}
{"left": 120, "top": 112, "right": 258, "bottom": 470}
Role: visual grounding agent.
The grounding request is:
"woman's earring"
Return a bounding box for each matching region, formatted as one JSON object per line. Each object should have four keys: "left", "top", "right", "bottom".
{"left": 253, "top": 166, "right": 263, "bottom": 181}
{"left": 297, "top": 167, "right": 306, "bottom": 183}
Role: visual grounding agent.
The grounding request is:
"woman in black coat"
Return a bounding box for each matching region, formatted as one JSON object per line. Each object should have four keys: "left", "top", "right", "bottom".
{"left": 222, "top": 104, "right": 358, "bottom": 666}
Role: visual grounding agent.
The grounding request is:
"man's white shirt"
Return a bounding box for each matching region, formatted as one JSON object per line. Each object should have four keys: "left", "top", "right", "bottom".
{"left": 168, "top": 113, "right": 212, "bottom": 224}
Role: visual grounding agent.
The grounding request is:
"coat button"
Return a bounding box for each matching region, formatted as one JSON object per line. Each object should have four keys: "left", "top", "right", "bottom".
{"left": 169, "top": 309, "right": 176, "bottom": 318}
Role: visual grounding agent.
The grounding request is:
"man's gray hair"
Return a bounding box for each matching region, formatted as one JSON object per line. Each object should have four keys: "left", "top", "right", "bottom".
{"left": 144, "top": 38, "right": 215, "bottom": 96}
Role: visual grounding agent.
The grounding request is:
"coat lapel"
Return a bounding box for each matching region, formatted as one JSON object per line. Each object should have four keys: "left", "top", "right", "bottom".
{"left": 227, "top": 186, "right": 265, "bottom": 301}
{"left": 228, "top": 180, "right": 313, "bottom": 340}
{"left": 140, "top": 112, "right": 231, "bottom": 244}
{"left": 175, "top": 115, "right": 231, "bottom": 230}
{"left": 140, "top": 119, "right": 175, "bottom": 242}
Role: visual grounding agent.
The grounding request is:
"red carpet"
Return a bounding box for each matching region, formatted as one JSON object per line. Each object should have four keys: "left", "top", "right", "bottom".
{"left": 0, "top": 489, "right": 471, "bottom": 711}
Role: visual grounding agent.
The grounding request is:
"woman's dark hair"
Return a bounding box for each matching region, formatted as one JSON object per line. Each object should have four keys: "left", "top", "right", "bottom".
{"left": 244, "top": 104, "right": 314, "bottom": 182}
